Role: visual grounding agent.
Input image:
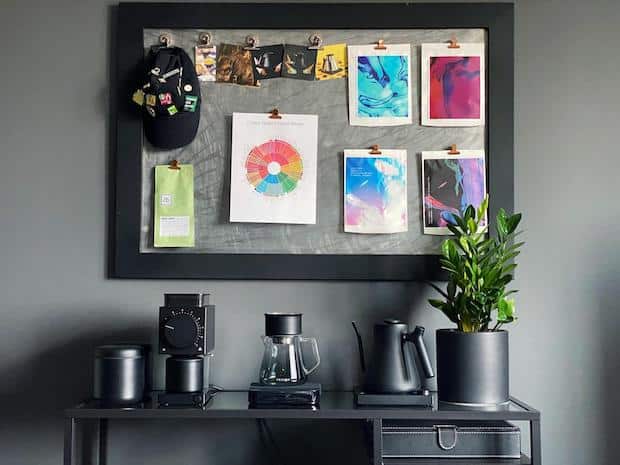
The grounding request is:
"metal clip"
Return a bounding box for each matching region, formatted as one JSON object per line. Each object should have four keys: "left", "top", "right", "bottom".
{"left": 448, "top": 144, "right": 461, "bottom": 155}
{"left": 159, "top": 33, "right": 172, "bottom": 47}
{"left": 374, "top": 39, "right": 387, "bottom": 50}
{"left": 168, "top": 159, "right": 181, "bottom": 170}
{"left": 198, "top": 32, "right": 213, "bottom": 47}
{"left": 369, "top": 144, "right": 382, "bottom": 155}
{"left": 448, "top": 35, "right": 460, "bottom": 49}
{"left": 308, "top": 33, "right": 323, "bottom": 50}
{"left": 244, "top": 35, "right": 260, "bottom": 50}
{"left": 269, "top": 108, "right": 282, "bottom": 119}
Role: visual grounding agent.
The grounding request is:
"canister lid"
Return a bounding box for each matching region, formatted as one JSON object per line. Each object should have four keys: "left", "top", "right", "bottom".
{"left": 265, "top": 313, "right": 302, "bottom": 336}
{"left": 95, "top": 344, "right": 144, "bottom": 359}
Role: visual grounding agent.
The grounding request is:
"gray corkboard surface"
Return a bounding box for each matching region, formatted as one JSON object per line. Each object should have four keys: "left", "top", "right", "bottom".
{"left": 141, "top": 28, "right": 486, "bottom": 254}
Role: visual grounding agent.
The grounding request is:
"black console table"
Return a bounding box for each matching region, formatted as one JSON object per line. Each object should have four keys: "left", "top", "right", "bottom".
{"left": 64, "top": 391, "right": 541, "bottom": 465}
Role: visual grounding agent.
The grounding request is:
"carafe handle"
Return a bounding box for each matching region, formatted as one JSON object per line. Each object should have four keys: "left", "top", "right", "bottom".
{"left": 299, "top": 337, "right": 321, "bottom": 376}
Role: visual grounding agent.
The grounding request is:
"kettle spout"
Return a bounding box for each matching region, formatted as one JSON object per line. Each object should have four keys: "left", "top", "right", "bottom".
{"left": 351, "top": 321, "right": 366, "bottom": 373}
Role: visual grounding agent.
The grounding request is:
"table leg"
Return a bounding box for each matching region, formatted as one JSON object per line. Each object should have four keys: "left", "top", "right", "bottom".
{"left": 97, "top": 419, "right": 108, "bottom": 465}
{"left": 64, "top": 417, "right": 75, "bottom": 465}
{"left": 530, "top": 419, "right": 542, "bottom": 465}
{"left": 372, "top": 418, "right": 382, "bottom": 465}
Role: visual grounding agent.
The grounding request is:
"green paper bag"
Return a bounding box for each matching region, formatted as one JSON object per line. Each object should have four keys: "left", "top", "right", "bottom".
{"left": 154, "top": 164, "right": 195, "bottom": 247}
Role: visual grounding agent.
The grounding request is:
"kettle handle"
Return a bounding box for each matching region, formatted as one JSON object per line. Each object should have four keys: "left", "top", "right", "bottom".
{"left": 299, "top": 337, "right": 321, "bottom": 376}
{"left": 405, "top": 326, "right": 435, "bottom": 379}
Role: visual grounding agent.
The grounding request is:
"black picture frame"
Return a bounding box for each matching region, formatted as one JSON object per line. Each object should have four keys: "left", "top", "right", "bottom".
{"left": 112, "top": 2, "right": 514, "bottom": 280}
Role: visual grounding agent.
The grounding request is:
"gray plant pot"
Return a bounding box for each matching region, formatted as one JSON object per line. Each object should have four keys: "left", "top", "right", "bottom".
{"left": 436, "top": 329, "right": 509, "bottom": 405}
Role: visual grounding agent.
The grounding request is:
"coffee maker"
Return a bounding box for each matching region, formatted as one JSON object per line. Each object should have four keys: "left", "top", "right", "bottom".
{"left": 156, "top": 293, "right": 215, "bottom": 407}
{"left": 249, "top": 313, "right": 321, "bottom": 407}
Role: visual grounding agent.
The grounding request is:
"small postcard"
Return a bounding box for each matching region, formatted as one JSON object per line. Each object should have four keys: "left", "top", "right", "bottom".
{"left": 344, "top": 149, "right": 408, "bottom": 234}
{"left": 252, "top": 45, "right": 284, "bottom": 80}
{"left": 421, "top": 150, "right": 487, "bottom": 235}
{"left": 421, "top": 43, "right": 485, "bottom": 126}
{"left": 282, "top": 45, "right": 317, "bottom": 80}
{"left": 216, "top": 43, "right": 257, "bottom": 87}
{"left": 315, "top": 43, "right": 347, "bottom": 80}
{"left": 195, "top": 45, "right": 217, "bottom": 82}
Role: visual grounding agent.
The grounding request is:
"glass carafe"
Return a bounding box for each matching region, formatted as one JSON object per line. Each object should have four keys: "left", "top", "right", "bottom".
{"left": 259, "top": 334, "right": 320, "bottom": 385}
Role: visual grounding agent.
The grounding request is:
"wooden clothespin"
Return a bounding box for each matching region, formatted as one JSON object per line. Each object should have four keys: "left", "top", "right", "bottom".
{"left": 369, "top": 144, "right": 382, "bottom": 154}
{"left": 168, "top": 159, "right": 181, "bottom": 170}
{"left": 448, "top": 144, "right": 460, "bottom": 155}
{"left": 269, "top": 108, "right": 282, "bottom": 119}
{"left": 448, "top": 35, "right": 460, "bottom": 49}
{"left": 374, "top": 39, "right": 387, "bottom": 50}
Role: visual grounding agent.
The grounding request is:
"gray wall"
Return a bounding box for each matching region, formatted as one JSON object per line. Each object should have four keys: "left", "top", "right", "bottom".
{"left": 0, "top": 1, "right": 618, "bottom": 464}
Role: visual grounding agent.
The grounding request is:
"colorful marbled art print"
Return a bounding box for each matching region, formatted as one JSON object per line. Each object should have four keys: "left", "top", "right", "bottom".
{"left": 348, "top": 44, "right": 412, "bottom": 126}
{"left": 421, "top": 150, "right": 486, "bottom": 235}
{"left": 421, "top": 43, "right": 485, "bottom": 127}
{"left": 344, "top": 149, "right": 408, "bottom": 234}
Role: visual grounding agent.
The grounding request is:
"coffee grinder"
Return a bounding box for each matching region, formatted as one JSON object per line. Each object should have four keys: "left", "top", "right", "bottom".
{"left": 156, "top": 293, "right": 215, "bottom": 407}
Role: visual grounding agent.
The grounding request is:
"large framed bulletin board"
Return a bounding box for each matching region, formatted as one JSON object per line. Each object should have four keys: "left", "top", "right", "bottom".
{"left": 112, "top": 2, "right": 514, "bottom": 280}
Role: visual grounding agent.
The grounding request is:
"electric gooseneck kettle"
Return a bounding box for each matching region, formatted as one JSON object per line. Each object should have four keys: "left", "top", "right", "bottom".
{"left": 352, "top": 319, "right": 435, "bottom": 393}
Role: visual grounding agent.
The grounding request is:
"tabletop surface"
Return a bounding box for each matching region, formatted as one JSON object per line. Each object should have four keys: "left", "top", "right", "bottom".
{"left": 65, "top": 391, "right": 540, "bottom": 421}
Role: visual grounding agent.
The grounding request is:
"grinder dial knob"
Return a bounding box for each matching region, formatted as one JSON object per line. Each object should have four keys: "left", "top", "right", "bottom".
{"left": 163, "top": 313, "right": 199, "bottom": 349}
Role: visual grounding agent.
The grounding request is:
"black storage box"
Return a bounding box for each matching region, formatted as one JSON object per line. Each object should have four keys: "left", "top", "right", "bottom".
{"left": 382, "top": 420, "right": 521, "bottom": 460}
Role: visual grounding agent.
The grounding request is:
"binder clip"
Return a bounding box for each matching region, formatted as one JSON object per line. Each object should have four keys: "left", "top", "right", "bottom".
{"left": 198, "top": 32, "right": 213, "bottom": 47}
{"left": 374, "top": 39, "right": 387, "bottom": 50}
{"left": 159, "top": 33, "right": 172, "bottom": 47}
{"left": 308, "top": 33, "right": 323, "bottom": 50}
{"left": 244, "top": 35, "right": 260, "bottom": 50}
{"left": 269, "top": 108, "right": 282, "bottom": 119}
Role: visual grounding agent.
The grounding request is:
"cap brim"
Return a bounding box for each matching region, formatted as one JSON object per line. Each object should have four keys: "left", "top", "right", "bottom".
{"left": 144, "top": 110, "right": 200, "bottom": 150}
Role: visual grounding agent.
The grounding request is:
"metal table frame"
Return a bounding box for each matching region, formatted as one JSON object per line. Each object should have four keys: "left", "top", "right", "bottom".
{"left": 64, "top": 392, "right": 541, "bottom": 465}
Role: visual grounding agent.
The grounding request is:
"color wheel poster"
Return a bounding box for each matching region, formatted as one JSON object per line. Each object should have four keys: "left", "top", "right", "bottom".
{"left": 344, "top": 149, "right": 408, "bottom": 234}
{"left": 422, "top": 150, "right": 487, "bottom": 235}
{"left": 421, "top": 43, "right": 485, "bottom": 127}
{"left": 229, "top": 112, "right": 318, "bottom": 224}
{"left": 347, "top": 44, "right": 412, "bottom": 126}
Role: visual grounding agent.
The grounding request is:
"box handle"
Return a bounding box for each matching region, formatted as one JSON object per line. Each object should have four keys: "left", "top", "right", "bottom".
{"left": 435, "top": 425, "right": 458, "bottom": 450}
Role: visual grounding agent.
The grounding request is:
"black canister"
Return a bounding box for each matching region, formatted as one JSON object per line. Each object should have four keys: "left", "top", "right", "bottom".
{"left": 94, "top": 345, "right": 145, "bottom": 405}
{"left": 165, "top": 356, "right": 204, "bottom": 393}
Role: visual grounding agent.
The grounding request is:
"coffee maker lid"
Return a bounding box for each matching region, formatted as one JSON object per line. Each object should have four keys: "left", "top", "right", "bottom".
{"left": 265, "top": 313, "right": 302, "bottom": 336}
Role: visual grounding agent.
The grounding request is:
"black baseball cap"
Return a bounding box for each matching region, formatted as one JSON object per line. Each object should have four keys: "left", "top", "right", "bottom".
{"left": 135, "top": 46, "right": 201, "bottom": 149}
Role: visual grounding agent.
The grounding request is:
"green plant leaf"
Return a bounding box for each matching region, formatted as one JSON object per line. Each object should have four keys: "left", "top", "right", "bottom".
{"left": 506, "top": 213, "right": 522, "bottom": 234}
{"left": 428, "top": 299, "right": 446, "bottom": 310}
{"left": 497, "top": 298, "right": 516, "bottom": 323}
{"left": 477, "top": 195, "right": 489, "bottom": 220}
{"left": 464, "top": 205, "right": 476, "bottom": 222}
{"left": 496, "top": 209, "right": 508, "bottom": 237}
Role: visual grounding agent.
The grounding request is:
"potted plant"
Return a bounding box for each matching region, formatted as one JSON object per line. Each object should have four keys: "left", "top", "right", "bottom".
{"left": 428, "top": 197, "right": 523, "bottom": 405}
